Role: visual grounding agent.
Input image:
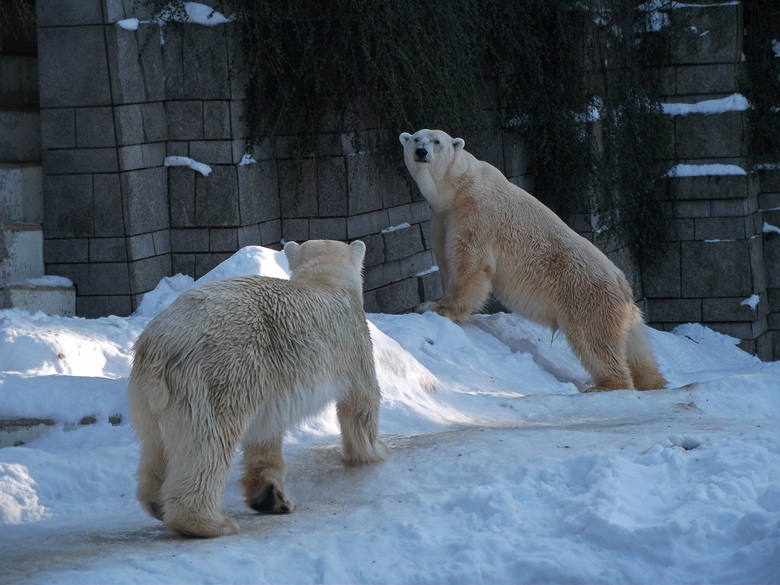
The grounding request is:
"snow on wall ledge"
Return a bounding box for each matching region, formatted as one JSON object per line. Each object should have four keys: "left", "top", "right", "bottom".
{"left": 116, "top": 2, "right": 233, "bottom": 31}
{"left": 661, "top": 94, "right": 750, "bottom": 117}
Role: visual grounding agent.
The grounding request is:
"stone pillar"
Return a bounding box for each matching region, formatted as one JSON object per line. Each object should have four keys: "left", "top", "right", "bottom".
{"left": 643, "top": 0, "right": 774, "bottom": 359}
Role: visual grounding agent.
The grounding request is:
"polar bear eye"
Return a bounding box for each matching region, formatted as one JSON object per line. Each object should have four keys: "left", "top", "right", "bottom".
{"left": 413, "top": 138, "right": 419, "bottom": 143}
{"left": 434, "top": 140, "right": 440, "bottom": 145}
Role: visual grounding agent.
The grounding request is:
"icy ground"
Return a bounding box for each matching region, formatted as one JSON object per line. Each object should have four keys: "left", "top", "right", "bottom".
{"left": 1, "top": 246, "right": 779, "bottom": 585}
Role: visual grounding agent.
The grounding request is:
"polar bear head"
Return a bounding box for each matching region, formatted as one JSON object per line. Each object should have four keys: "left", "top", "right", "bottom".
{"left": 399, "top": 129, "right": 465, "bottom": 205}
{"left": 284, "top": 239, "right": 366, "bottom": 296}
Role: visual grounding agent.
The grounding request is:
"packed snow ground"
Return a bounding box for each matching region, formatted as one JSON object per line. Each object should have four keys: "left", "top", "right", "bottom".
{"left": 1, "top": 246, "right": 779, "bottom": 585}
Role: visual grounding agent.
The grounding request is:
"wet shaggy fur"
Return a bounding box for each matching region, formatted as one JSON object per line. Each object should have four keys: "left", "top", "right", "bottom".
{"left": 400, "top": 129, "right": 667, "bottom": 393}
{"left": 127, "top": 240, "right": 387, "bottom": 538}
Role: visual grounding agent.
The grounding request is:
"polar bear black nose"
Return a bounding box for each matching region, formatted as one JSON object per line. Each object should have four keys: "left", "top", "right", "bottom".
{"left": 414, "top": 147, "right": 428, "bottom": 161}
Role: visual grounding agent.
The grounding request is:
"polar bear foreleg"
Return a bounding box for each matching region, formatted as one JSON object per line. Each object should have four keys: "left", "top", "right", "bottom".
{"left": 425, "top": 262, "right": 493, "bottom": 323}
{"left": 240, "top": 435, "right": 295, "bottom": 515}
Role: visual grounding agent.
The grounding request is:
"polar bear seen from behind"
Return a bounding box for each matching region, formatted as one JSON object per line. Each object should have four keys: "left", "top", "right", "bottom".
{"left": 399, "top": 129, "right": 667, "bottom": 393}
{"left": 127, "top": 239, "right": 387, "bottom": 538}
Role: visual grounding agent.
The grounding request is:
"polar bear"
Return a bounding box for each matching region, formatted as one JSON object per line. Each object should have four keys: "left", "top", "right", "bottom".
{"left": 399, "top": 129, "right": 666, "bottom": 393}
{"left": 127, "top": 239, "right": 387, "bottom": 538}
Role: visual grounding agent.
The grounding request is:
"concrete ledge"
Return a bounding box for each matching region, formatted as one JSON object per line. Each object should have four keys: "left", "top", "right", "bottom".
{"left": 6, "top": 282, "right": 76, "bottom": 317}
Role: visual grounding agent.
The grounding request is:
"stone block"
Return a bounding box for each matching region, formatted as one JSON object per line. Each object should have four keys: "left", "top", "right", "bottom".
{"left": 189, "top": 141, "right": 232, "bottom": 165}
{"left": 374, "top": 278, "right": 420, "bottom": 314}
{"left": 765, "top": 234, "right": 780, "bottom": 289}
{"left": 195, "top": 253, "right": 231, "bottom": 280}
{"left": 237, "top": 225, "right": 261, "bottom": 248}
{"left": 195, "top": 166, "right": 239, "bottom": 226}
{"left": 153, "top": 230, "right": 171, "bottom": 255}
{"left": 681, "top": 240, "right": 751, "bottom": 298}
{"left": 674, "top": 111, "right": 745, "bottom": 159}
{"left": 121, "top": 167, "right": 169, "bottom": 235}
{"left": 674, "top": 200, "right": 710, "bottom": 218}
{"left": 183, "top": 27, "right": 230, "bottom": 100}
{"left": 318, "top": 157, "right": 347, "bottom": 217}
{"left": 259, "top": 220, "right": 282, "bottom": 246}
{"left": 43, "top": 174, "right": 94, "bottom": 238}
{"left": 165, "top": 101, "right": 203, "bottom": 140}
{"left": 388, "top": 201, "right": 431, "bottom": 227}
{"left": 646, "top": 298, "right": 702, "bottom": 323}
{"left": 675, "top": 64, "right": 738, "bottom": 95}
{"left": 347, "top": 209, "right": 390, "bottom": 240}
{"left": 229, "top": 101, "right": 249, "bottom": 141}
{"left": 418, "top": 269, "right": 443, "bottom": 303}
{"left": 0, "top": 111, "right": 40, "bottom": 161}
{"left": 707, "top": 321, "right": 752, "bottom": 340}
{"left": 82, "top": 262, "right": 130, "bottom": 296}
{"left": 279, "top": 158, "right": 318, "bottom": 217}
{"left": 77, "top": 295, "right": 132, "bottom": 319}
{"left": 38, "top": 27, "right": 111, "bottom": 107}
{"left": 204, "top": 101, "right": 231, "bottom": 140}
{"left": 137, "top": 29, "right": 166, "bottom": 102}
{"left": 129, "top": 254, "right": 172, "bottom": 295}
{"left": 104, "top": 26, "right": 147, "bottom": 105}
{"left": 118, "top": 145, "right": 144, "bottom": 172}
{"left": 694, "top": 216, "right": 745, "bottom": 241}
{"left": 384, "top": 225, "right": 424, "bottom": 263}
{"left": 0, "top": 165, "right": 43, "bottom": 224}
{"left": 171, "top": 253, "right": 195, "bottom": 277}
{"left": 209, "top": 228, "right": 238, "bottom": 252}
{"left": 362, "top": 234, "right": 385, "bottom": 268}
{"left": 758, "top": 169, "right": 780, "bottom": 193}
{"left": 364, "top": 261, "right": 401, "bottom": 290}
{"left": 703, "top": 297, "right": 761, "bottom": 322}
{"left": 43, "top": 148, "right": 118, "bottom": 175}
{"left": 710, "top": 199, "right": 748, "bottom": 217}
{"left": 0, "top": 55, "right": 39, "bottom": 109}
{"left": 169, "top": 167, "right": 196, "bottom": 227}
{"left": 309, "top": 218, "right": 346, "bottom": 241}
{"left": 607, "top": 246, "right": 642, "bottom": 300}
{"left": 37, "top": 0, "right": 103, "bottom": 26}
{"left": 238, "top": 160, "right": 279, "bottom": 224}
{"left": 89, "top": 237, "right": 127, "bottom": 263}
{"left": 668, "top": 174, "right": 749, "bottom": 201}
{"left": 161, "top": 26, "right": 184, "bottom": 100}
{"left": 113, "top": 105, "right": 144, "bottom": 146}
{"left": 127, "top": 233, "right": 155, "bottom": 260}
{"left": 40, "top": 109, "right": 75, "bottom": 149}
{"left": 75, "top": 107, "right": 115, "bottom": 148}
{"left": 400, "top": 250, "right": 434, "bottom": 280}
{"left": 140, "top": 102, "right": 168, "bottom": 143}
{"left": 347, "top": 153, "right": 409, "bottom": 215}
{"left": 749, "top": 236, "right": 766, "bottom": 293}
{"left": 665, "top": 219, "right": 695, "bottom": 241}
{"left": 43, "top": 238, "right": 88, "bottom": 264}
{"left": 281, "top": 219, "right": 308, "bottom": 242}
{"left": 642, "top": 243, "right": 681, "bottom": 298}
{"left": 94, "top": 174, "right": 124, "bottom": 237}
{"left": 171, "top": 228, "right": 208, "bottom": 253}
{"left": 669, "top": 3, "right": 741, "bottom": 65}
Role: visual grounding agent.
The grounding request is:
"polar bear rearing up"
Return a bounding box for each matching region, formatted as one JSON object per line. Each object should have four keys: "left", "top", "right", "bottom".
{"left": 400, "top": 129, "right": 666, "bottom": 393}
{"left": 127, "top": 239, "right": 387, "bottom": 538}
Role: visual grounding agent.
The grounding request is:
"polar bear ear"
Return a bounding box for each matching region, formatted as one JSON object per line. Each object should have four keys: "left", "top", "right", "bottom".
{"left": 283, "top": 241, "right": 301, "bottom": 269}
{"left": 399, "top": 132, "right": 412, "bottom": 146}
{"left": 348, "top": 240, "right": 366, "bottom": 268}
{"left": 452, "top": 138, "right": 465, "bottom": 151}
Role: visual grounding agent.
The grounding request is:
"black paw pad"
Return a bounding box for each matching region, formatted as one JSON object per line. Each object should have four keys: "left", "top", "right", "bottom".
{"left": 251, "top": 485, "right": 291, "bottom": 514}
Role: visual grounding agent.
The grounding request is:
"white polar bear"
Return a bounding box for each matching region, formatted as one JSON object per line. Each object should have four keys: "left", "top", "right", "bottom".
{"left": 399, "top": 129, "right": 667, "bottom": 393}
{"left": 127, "top": 239, "right": 387, "bottom": 538}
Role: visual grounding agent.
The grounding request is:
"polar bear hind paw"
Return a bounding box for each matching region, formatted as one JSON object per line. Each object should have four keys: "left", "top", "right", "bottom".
{"left": 248, "top": 484, "right": 295, "bottom": 515}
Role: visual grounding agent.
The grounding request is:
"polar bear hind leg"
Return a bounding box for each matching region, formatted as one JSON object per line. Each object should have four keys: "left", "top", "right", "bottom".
{"left": 337, "top": 368, "right": 388, "bottom": 465}
{"left": 625, "top": 321, "right": 668, "bottom": 390}
{"left": 158, "top": 407, "right": 241, "bottom": 538}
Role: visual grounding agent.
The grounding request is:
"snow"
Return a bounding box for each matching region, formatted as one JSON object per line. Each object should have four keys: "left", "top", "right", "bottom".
{"left": 6, "top": 275, "right": 73, "bottom": 289}
{"left": 163, "top": 156, "right": 212, "bottom": 177}
{"left": 380, "top": 223, "right": 411, "bottom": 234}
{"left": 665, "top": 163, "right": 746, "bottom": 177}
{"left": 764, "top": 221, "right": 780, "bottom": 236}
{"left": 661, "top": 94, "right": 750, "bottom": 117}
{"left": 740, "top": 294, "right": 760, "bottom": 311}
{"left": 116, "top": 2, "right": 233, "bottom": 30}
{"left": 1, "top": 245, "right": 780, "bottom": 584}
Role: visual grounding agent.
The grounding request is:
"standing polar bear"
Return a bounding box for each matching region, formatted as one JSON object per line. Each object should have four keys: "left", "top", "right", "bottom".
{"left": 127, "top": 239, "right": 387, "bottom": 538}
{"left": 399, "top": 129, "right": 666, "bottom": 393}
